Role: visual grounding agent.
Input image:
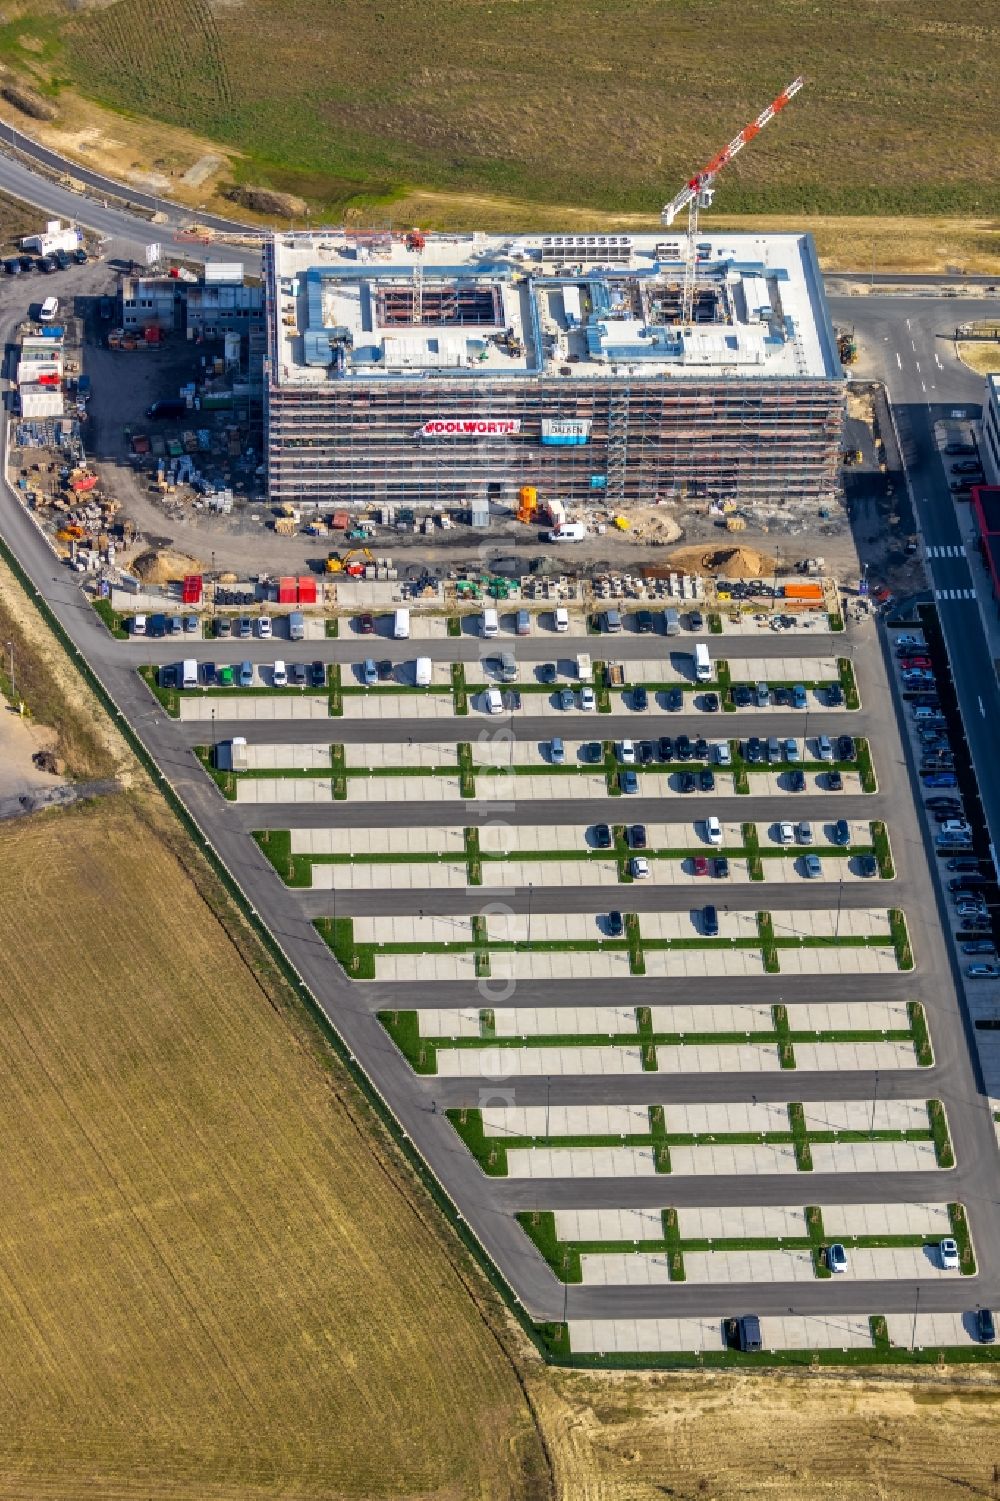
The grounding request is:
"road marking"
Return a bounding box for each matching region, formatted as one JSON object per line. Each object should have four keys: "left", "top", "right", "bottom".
{"left": 896, "top": 352, "right": 902, "bottom": 369}
{"left": 979, "top": 697, "right": 986, "bottom": 717}
{"left": 915, "top": 361, "right": 921, "bottom": 373}
{"left": 934, "top": 588, "right": 978, "bottom": 601}
{"left": 911, "top": 340, "right": 917, "bottom": 351}
{"left": 935, "top": 353, "right": 943, "bottom": 369}
{"left": 927, "top": 545, "right": 964, "bottom": 558}
{"left": 921, "top": 381, "right": 927, "bottom": 392}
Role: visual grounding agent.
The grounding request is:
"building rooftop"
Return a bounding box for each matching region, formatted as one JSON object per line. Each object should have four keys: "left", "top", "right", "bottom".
{"left": 266, "top": 230, "right": 841, "bottom": 387}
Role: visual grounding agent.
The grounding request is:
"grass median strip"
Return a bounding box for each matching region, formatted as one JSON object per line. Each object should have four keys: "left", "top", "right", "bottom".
{"left": 839, "top": 656, "right": 861, "bottom": 710}
{"left": 928, "top": 1100, "right": 955, "bottom": 1168}
{"left": 890, "top": 908, "right": 914, "bottom": 970}
{"left": 908, "top": 1001, "right": 934, "bottom": 1066}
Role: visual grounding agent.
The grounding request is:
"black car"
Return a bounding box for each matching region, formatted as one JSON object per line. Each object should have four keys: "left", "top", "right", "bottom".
{"left": 632, "top": 685, "right": 648, "bottom": 711}
{"left": 582, "top": 741, "right": 603, "bottom": 764}
{"left": 657, "top": 736, "right": 673, "bottom": 762}
{"left": 933, "top": 808, "right": 964, "bottom": 823}
{"left": 629, "top": 824, "right": 647, "bottom": 849}
{"left": 310, "top": 661, "right": 327, "bottom": 687}
{"left": 744, "top": 736, "right": 764, "bottom": 764}
{"left": 693, "top": 736, "right": 708, "bottom": 760}
{"left": 944, "top": 441, "right": 977, "bottom": 456}
{"left": 963, "top": 941, "right": 997, "bottom": 956}
{"left": 772, "top": 686, "right": 790, "bottom": 707}
{"left": 18, "top": 254, "right": 33, "bottom": 272}
{"left": 200, "top": 662, "right": 217, "bottom": 686}
{"left": 593, "top": 823, "right": 612, "bottom": 849}
{"left": 638, "top": 740, "right": 655, "bottom": 765}
{"left": 73, "top": 246, "right": 88, "bottom": 264}
{"left": 37, "top": 256, "right": 55, "bottom": 273}
{"left": 377, "top": 659, "right": 393, "bottom": 681}
{"left": 826, "top": 770, "right": 843, "bottom": 791}
{"left": 857, "top": 853, "right": 878, "bottom": 878}
{"left": 688, "top": 610, "right": 704, "bottom": 632}
{"left": 3, "top": 257, "right": 19, "bottom": 275}
{"left": 837, "top": 734, "right": 856, "bottom": 762}
{"left": 291, "top": 662, "right": 308, "bottom": 686}
{"left": 635, "top": 609, "right": 654, "bottom": 634}
{"left": 928, "top": 797, "right": 962, "bottom": 813}
{"left": 947, "top": 858, "right": 981, "bottom": 873}
{"left": 950, "top": 876, "right": 988, "bottom": 891}
{"left": 679, "top": 771, "right": 696, "bottom": 793}
{"left": 148, "top": 613, "right": 167, "bottom": 638}
{"left": 714, "top": 856, "right": 729, "bottom": 879}
{"left": 976, "top": 1308, "right": 996, "bottom": 1344}
{"left": 699, "top": 768, "right": 715, "bottom": 792}
{"left": 832, "top": 819, "right": 850, "bottom": 846}
{"left": 788, "top": 770, "right": 806, "bottom": 791}
{"left": 960, "top": 918, "right": 992, "bottom": 933}
{"left": 666, "top": 687, "right": 683, "bottom": 711}
{"left": 676, "top": 734, "right": 692, "bottom": 759}
{"left": 606, "top": 910, "right": 624, "bottom": 938}
{"left": 733, "top": 684, "right": 752, "bottom": 708}
{"left": 952, "top": 889, "right": 986, "bottom": 905}
{"left": 54, "top": 248, "right": 70, "bottom": 270}
{"left": 826, "top": 682, "right": 844, "bottom": 707}
{"left": 159, "top": 664, "right": 177, "bottom": 688}
{"left": 539, "top": 662, "right": 557, "bottom": 683}
{"left": 702, "top": 904, "right": 719, "bottom": 937}
{"left": 703, "top": 693, "right": 719, "bottom": 712}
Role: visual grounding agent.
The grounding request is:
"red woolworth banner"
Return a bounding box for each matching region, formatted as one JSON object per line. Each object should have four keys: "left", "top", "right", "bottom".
{"left": 418, "top": 418, "right": 522, "bottom": 437}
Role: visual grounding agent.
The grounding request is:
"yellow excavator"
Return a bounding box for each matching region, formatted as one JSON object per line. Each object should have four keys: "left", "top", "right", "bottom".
{"left": 326, "top": 547, "right": 374, "bottom": 574}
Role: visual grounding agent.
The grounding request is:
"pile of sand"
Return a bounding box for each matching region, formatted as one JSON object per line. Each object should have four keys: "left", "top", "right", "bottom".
{"left": 132, "top": 547, "right": 203, "bottom": 584}
{"left": 666, "top": 543, "right": 777, "bottom": 578}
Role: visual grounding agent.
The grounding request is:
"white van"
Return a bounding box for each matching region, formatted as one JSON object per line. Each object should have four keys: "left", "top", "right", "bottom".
{"left": 485, "top": 686, "right": 504, "bottom": 714}
{"left": 554, "top": 607, "right": 569, "bottom": 633}
{"left": 272, "top": 660, "right": 288, "bottom": 686}
{"left": 393, "top": 608, "right": 410, "bottom": 640}
{"left": 415, "top": 656, "right": 432, "bottom": 687}
{"left": 482, "top": 607, "right": 498, "bottom": 638}
{"left": 288, "top": 611, "right": 305, "bottom": 641}
{"left": 694, "top": 642, "right": 711, "bottom": 682}
{"left": 131, "top": 613, "right": 147, "bottom": 636}
{"left": 182, "top": 658, "right": 198, "bottom": 690}
{"left": 39, "top": 296, "right": 58, "bottom": 323}
{"left": 547, "top": 522, "right": 586, "bottom": 543}
{"left": 705, "top": 815, "right": 722, "bottom": 845}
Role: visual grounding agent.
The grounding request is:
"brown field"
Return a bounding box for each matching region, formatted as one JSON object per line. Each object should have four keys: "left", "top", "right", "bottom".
{"left": 956, "top": 340, "right": 1000, "bottom": 377}
{"left": 0, "top": 794, "right": 548, "bottom": 1500}
{"left": 535, "top": 1366, "right": 1000, "bottom": 1500}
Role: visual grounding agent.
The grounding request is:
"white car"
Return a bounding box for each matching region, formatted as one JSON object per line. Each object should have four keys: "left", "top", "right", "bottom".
{"left": 272, "top": 660, "right": 287, "bottom": 686}
{"left": 579, "top": 686, "right": 596, "bottom": 711}
{"left": 257, "top": 616, "right": 272, "bottom": 638}
{"left": 618, "top": 740, "right": 636, "bottom": 764}
{"left": 778, "top": 822, "right": 795, "bottom": 844}
{"left": 485, "top": 687, "right": 504, "bottom": 715}
{"left": 939, "top": 1237, "right": 960, "bottom": 1270}
{"left": 941, "top": 820, "right": 972, "bottom": 838}
{"left": 705, "top": 815, "right": 722, "bottom": 845}
{"left": 715, "top": 742, "right": 732, "bottom": 767}
{"left": 630, "top": 856, "right": 650, "bottom": 879}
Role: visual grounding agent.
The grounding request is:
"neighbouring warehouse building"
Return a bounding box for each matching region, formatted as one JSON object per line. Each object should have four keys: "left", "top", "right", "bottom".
{"left": 263, "top": 229, "right": 845, "bottom": 511}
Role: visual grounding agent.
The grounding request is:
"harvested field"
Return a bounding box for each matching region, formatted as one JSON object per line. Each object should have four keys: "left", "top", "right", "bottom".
{"left": 0, "top": 796, "right": 547, "bottom": 1501}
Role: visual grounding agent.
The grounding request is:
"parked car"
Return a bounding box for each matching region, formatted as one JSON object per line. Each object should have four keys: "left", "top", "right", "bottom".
{"left": 826, "top": 1243, "right": 848, "bottom": 1274}
{"left": 606, "top": 910, "right": 624, "bottom": 938}
{"left": 621, "top": 769, "right": 639, "bottom": 794}
{"left": 214, "top": 616, "right": 232, "bottom": 638}
{"left": 928, "top": 797, "right": 963, "bottom": 813}
{"left": 629, "top": 824, "right": 647, "bottom": 849}
{"left": 632, "top": 685, "right": 648, "bottom": 711}
{"left": 755, "top": 682, "right": 770, "bottom": 707}
{"left": 217, "top": 665, "right": 234, "bottom": 687}
{"left": 558, "top": 687, "right": 575, "bottom": 710}
{"left": 944, "top": 442, "right": 976, "bottom": 456}
{"left": 359, "top": 612, "right": 375, "bottom": 634}
{"left": 658, "top": 736, "right": 674, "bottom": 762}
{"left": 832, "top": 819, "right": 851, "bottom": 846}
{"left": 826, "top": 770, "right": 843, "bottom": 791}
{"left": 962, "top": 941, "right": 997, "bottom": 956}
{"left": 744, "top": 736, "right": 764, "bottom": 765}
{"left": 788, "top": 770, "right": 806, "bottom": 791}
{"left": 238, "top": 616, "right": 253, "bottom": 639}
{"left": 702, "top": 904, "right": 719, "bottom": 936}
{"left": 630, "top": 856, "right": 650, "bottom": 880}
{"left": 941, "top": 819, "right": 973, "bottom": 838}
{"left": 703, "top": 692, "right": 720, "bottom": 712}
{"left": 679, "top": 771, "right": 696, "bottom": 793}
{"left": 549, "top": 737, "right": 565, "bottom": 765}
{"left": 310, "top": 661, "right": 327, "bottom": 687}
{"left": 785, "top": 738, "right": 800, "bottom": 762}
{"left": 792, "top": 683, "right": 808, "bottom": 709}
{"left": 2, "top": 257, "right": 19, "bottom": 275}
{"left": 539, "top": 662, "right": 557, "bottom": 683}
{"left": 677, "top": 734, "right": 692, "bottom": 760}
{"left": 291, "top": 662, "right": 308, "bottom": 686}
{"left": 826, "top": 682, "right": 844, "bottom": 707}
{"left": 73, "top": 246, "right": 88, "bottom": 265}
{"left": 716, "top": 742, "right": 732, "bottom": 767}
{"left": 952, "top": 460, "right": 984, "bottom": 474}
{"left": 666, "top": 687, "right": 683, "bottom": 711}
{"left": 635, "top": 609, "right": 655, "bottom": 634}
{"left": 593, "top": 823, "right": 612, "bottom": 849}
{"left": 638, "top": 740, "right": 655, "bottom": 765}
{"left": 618, "top": 740, "right": 636, "bottom": 764}
{"left": 239, "top": 661, "right": 254, "bottom": 688}
{"left": 804, "top": 854, "right": 823, "bottom": 878}
{"left": 857, "top": 854, "right": 878, "bottom": 878}
{"left": 947, "top": 857, "right": 980, "bottom": 872}
{"left": 923, "top": 772, "right": 958, "bottom": 788}
{"left": 201, "top": 662, "right": 217, "bottom": 687}
{"left": 976, "top": 1308, "right": 996, "bottom": 1343}
{"left": 837, "top": 735, "right": 856, "bottom": 761}
{"left": 939, "top": 1238, "right": 961, "bottom": 1270}
{"left": 581, "top": 741, "right": 603, "bottom": 763}
{"left": 732, "top": 684, "right": 752, "bottom": 708}
{"left": 796, "top": 821, "right": 813, "bottom": 845}
{"left": 257, "top": 616, "right": 272, "bottom": 639}
{"left": 694, "top": 736, "right": 708, "bottom": 760}
{"left": 950, "top": 876, "right": 989, "bottom": 892}
{"left": 705, "top": 816, "right": 722, "bottom": 845}
{"left": 692, "top": 855, "right": 709, "bottom": 876}
{"left": 714, "top": 856, "right": 729, "bottom": 879}
{"left": 778, "top": 822, "right": 795, "bottom": 844}
{"left": 699, "top": 768, "right": 715, "bottom": 792}
{"left": 579, "top": 685, "right": 596, "bottom": 711}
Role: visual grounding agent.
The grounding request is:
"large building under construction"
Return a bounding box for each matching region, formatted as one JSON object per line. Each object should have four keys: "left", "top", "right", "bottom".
{"left": 263, "top": 229, "right": 845, "bottom": 511}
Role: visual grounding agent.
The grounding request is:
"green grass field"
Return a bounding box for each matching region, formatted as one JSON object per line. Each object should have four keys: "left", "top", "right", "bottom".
{"left": 3, "top": 0, "right": 1000, "bottom": 218}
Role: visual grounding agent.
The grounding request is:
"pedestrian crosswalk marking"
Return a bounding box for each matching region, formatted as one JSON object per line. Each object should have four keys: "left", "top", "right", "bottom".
{"left": 934, "top": 588, "right": 977, "bottom": 601}
{"left": 927, "top": 544, "right": 965, "bottom": 558}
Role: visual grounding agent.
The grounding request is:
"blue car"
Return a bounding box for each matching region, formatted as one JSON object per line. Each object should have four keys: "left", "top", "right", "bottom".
{"left": 923, "top": 771, "right": 957, "bottom": 788}
{"left": 621, "top": 769, "right": 639, "bottom": 794}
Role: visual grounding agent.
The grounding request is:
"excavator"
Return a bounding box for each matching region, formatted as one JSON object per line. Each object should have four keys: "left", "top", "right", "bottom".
{"left": 326, "top": 547, "right": 374, "bottom": 575}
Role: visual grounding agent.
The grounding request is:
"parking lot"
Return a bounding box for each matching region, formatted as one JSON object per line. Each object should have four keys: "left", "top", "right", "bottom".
{"left": 125, "top": 601, "right": 998, "bottom": 1360}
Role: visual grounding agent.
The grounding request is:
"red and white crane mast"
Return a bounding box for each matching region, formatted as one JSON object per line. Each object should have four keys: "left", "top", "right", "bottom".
{"left": 661, "top": 77, "right": 805, "bottom": 326}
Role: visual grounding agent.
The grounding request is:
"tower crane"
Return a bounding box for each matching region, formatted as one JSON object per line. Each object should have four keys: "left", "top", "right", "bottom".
{"left": 661, "top": 77, "right": 804, "bottom": 327}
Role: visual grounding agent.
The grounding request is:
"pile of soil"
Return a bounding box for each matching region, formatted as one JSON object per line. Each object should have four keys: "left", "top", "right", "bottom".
{"left": 132, "top": 547, "right": 203, "bottom": 584}
{"left": 0, "top": 79, "right": 56, "bottom": 122}
{"left": 227, "top": 185, "right": 307, "bottom": 218}
{"left": 666, "top": 543, "right": 778, "bottom": 578}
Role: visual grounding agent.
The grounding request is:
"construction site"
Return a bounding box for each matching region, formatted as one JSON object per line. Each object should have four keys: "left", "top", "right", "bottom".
{"left": 263, "top": 80, "right": 845, "bottom": 518}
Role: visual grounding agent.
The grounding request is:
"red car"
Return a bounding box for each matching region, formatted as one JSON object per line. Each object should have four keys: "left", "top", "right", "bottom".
{"left": 359, "top": 612, "right": 375, "bottom": 635}
{"left": 900, "top": 657, "right": 931, "bottom": 670}
{"left": 692, "top": 855, "right": 709, "bottom": 876}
